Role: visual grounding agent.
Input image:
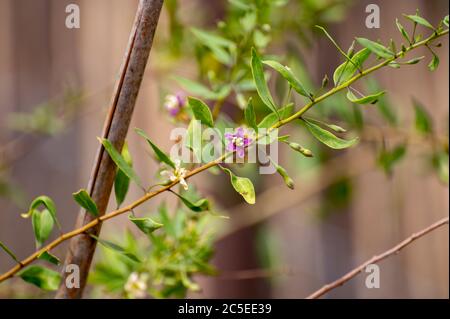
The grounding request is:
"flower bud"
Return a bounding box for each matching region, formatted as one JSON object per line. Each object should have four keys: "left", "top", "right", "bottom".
{"left": 276, "top": 165, "right": 295, "bottom": 190}
{"left": 321, "top": 74, "right": 329, "bottom": 88}
{"left": 288, "top": 142, "right": 314, "bottom": 157}
{"left": 347, "top": 40, "right": 355, "bottom": 58}
{"left": 164, "top": 93, "right": 185, "bottom": 117}
{"left": 262, "top": 24, "right": 271, "bottom": 32}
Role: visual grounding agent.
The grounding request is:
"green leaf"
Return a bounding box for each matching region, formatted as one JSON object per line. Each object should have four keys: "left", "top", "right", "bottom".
{"left": 135, "top": 128, "right": 175, "bottom": 169}
{"left": 209, "top": 45, "right": 233, "bottom": 65}
{"left": 228, "top": 0, "right": 252, "bottom": 10}
{"left": 257, "top": 103, "right": 292, "bottom": 144}
{"left": 0, "top": 241, "right": 19, "bottom": 263}
{"left": 22, "top": 195, "right": 60, "bottom": 229}
{"left": 258, "top": 103, "right": 293, "bottom": 129}
{"left": 91, "top": 235, "right": 141, "bottom": 263}
{"left": 244, "top": 98, "right": 258, "bottom": 131}
{"left": 377, "top": 145, "right": 407, "bottom": 175}
{"left": 240, "top": 11, "right": 256, "bottom": 32}
{"left": 128, "top": 215, "right": 163, "bottom": 235}
{"left": 251, "top": 48, "right": 279, "bottom": 117}
{"left": 356, "top": 38, "right": 395, "bottom": 59}
{"left": 278, "top": 135, "right": 290, "bottom": 142}
{"left": 208, "top": 44, "right": 233, "bottom": 65}
{"left": 444, "top": 15, "right": 449, "bottom": 27}
{"left": 432, "top": 151, "right": 449, "bottom": 184}
{"left": 253, "top": 30, "right": 270, "bottom": 49}
{"left": 366, "top": 79, "right": 397, "bottom": 126}
{"left": 346, "top": 90, "right": 385, "bottom": 104}
{"left": 304, "top": 117, "right": 347, "bottom": 133}
{"left": 114, "top": 142, "right": 132, "bottom": 208}
{"left": 388, "top": 61, "right": 401, "bottom": 69}
{"left": 415, "top": 34, "right": 423, "bottom": 43}
{"left": 99, "top": 138, "right": 143, "bottom": 188}
{"left": 262, "top": 60, "right": 310, "bottom": 98}
{"left": 191, "top": 28, "right": 235, "bottom": 65}
{"left": 72, "top": 189, "right": 98, "bottom": 217}
{"left": 191, "top": 28, "right": 235, "bottom": 49}
{"left": 188, "top": 97, "right": 214, "bottom": 128}
{"left": 171, "top": 191, "right": 210, "bottom": 212}
{"left": 333, "top": 48, "right": 371, "bottom": 85}
{"left": 404, "top": 14, "right": 435, "bottom": 30}
{"left": 185, "top": 118, "right": 203, "bottom": 162}
{"left": 38, "top": 251, "right": 61, "bottom": 265}
{"left": 404, "top": 56, "right": 425, "bottom": 64}
{"left": 221, "top": 167, "right": 256, "bottom": 204}
{"left": 396, "top": 19, "right": 411, "bottom": 44}
{"left": 428, "top": 53, "right": 439, "bottom": 71}
{"left": 413, "top": 100, "right": 432, "bottom": 134}
{"left": 302, "top": 118, "right": 359, "bottom": 149}
{"left": 32, "top": 209, "right": 54, "bottom": 248}
{"left": 18, "top": 265, "right": 61, "bottom": 291}
{"left": 173, "top": 76, "right": 223, "bottom": 100}
{"left": 157, "top": 203, "right": 176, "bottom": 238}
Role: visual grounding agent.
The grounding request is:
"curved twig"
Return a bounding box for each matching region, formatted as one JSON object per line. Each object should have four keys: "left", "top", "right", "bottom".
{"left": 306, "top": 216, "right": 449, "bottom": 299}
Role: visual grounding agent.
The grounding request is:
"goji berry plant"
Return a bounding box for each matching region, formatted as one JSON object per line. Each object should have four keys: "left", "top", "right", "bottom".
{"left": 0, "top": 1, "right": 448, "bottom": 299}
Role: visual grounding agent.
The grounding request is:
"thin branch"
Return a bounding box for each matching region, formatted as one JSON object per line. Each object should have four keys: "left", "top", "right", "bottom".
{"left": 0, "top": 27, "right": 447, "bottom": 286}
{"left": 306, "top": 216, "right": 449, "bottom": 299}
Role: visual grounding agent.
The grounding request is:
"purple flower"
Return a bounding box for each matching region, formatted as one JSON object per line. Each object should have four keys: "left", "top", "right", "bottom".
{"left": 164, "top": 92, "right": 185, "bottom": 116}
{"left": 225, "top": 127, "right": 253, "bottom": 158}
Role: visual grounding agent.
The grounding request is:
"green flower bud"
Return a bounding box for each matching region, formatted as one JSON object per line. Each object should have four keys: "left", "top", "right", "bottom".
{"left": 347, "top": 40, "right": 356, "bottom": 57}
{"left": 321, "top": 74, "right": 329, "bottom": 88}
{"left": 327, "top": 124, "right": 347, "bottom": 133}
{"left": 262, "top": 24, "right": 271, "bottom": 32}
{"left": 288, "top": 142, "right": 314, "bottom": 157}
{"left": 276, "top": 165, "right": 295, "bottom": 190}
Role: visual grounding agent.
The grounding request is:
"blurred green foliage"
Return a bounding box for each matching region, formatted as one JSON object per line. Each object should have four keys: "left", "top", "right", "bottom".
{"left": 89, "top": 204, "right": 215, "bottom": 298}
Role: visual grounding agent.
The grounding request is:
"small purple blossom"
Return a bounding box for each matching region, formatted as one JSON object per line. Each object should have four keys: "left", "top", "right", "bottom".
{"left": 225, "top": 127, "right": 253, "bottom": 158}
{"left": 164, "top": 92, "right": 185, "bottom": 116}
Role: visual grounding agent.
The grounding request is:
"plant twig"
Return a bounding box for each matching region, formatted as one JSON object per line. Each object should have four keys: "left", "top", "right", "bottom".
{"left": 306, "top": 216, "right": 449, "bottom": 299}
{"left": 0, "top": 26, "right": 447, "bottom": 287}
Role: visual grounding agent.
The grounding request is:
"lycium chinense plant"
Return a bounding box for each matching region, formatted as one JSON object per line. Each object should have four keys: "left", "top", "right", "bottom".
{"left": 0, "top": 7, "right": 448, "bottom": 298}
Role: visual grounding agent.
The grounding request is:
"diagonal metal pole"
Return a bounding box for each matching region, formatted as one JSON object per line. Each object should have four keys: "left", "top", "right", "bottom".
{"left": 56, "top": 0, "right": 164, "bottom": 299}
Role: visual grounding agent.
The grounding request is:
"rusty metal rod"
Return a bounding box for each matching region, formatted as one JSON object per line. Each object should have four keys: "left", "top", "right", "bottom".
{"left": 55, "top": 0, "right": 164, "bottom": 299}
